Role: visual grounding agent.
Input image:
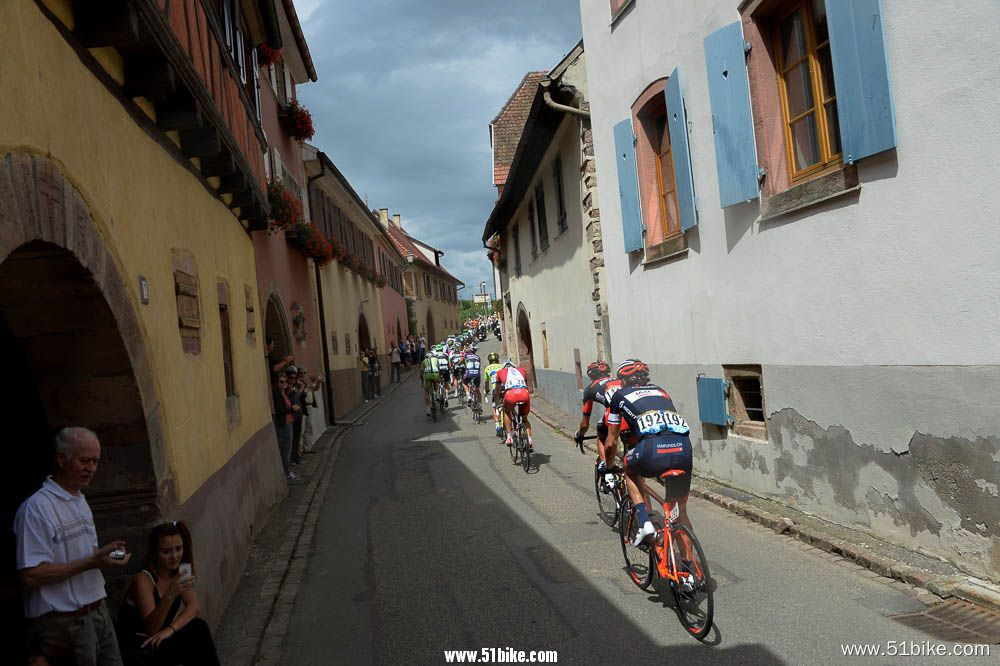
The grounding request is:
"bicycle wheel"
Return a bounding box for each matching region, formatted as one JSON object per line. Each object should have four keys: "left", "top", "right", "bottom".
{"left": 618, "top": 497, "right": 654, "bottom": 590}
{"left": 509, "top": 422, "right": 519, "bottom": 463}
{"left": 670, "top": 524, "right": 714, "bottom": 640}
{"left": 520, "top": 426, "right": 531, "bottom": 472}
{"left": 595, "top": 466, "right": 619, "bottom": 527}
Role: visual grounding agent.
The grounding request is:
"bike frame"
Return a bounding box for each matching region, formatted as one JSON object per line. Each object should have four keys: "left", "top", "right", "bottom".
{"left": 637, "top": 471, "right": 703, "bottom": 584}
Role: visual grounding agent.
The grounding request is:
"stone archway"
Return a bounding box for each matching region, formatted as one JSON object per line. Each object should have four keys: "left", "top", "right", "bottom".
{"left": 515, "top": 303, "right": 536, "bottom": 392}
{"left": 0, "top": 152, "right": 166, "bottom": 658}
{"left": 425, "top": 310, "right": 436, "bottom": 344}
{"left": 264, "top": 293, "right": 293, "bottom": 367}
{"left": 358, "top": 312, "right": 371, "bottom": 352}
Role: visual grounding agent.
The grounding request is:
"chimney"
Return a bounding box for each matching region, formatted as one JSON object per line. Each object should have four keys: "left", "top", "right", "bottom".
{"left": 392, "top": 213, "right": 401, "bottom": 229}
{"left": 378, "top": 208, "right": 389, "bottom": 226}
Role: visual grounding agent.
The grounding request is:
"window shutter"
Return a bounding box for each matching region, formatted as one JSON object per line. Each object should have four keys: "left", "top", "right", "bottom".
{"left": 613, "top": 119, "right": 643, "bottom": 253}
{"left": 696, "top": 376, "right": 731, "bottom": 426}
{"left": 664, "top": 68, "right": 698, "bottom": 232}
{"left": 826, "top": 0, "right": 896, "bottom": 163}
{"left": 703, "top": 22, "right": 759, "bottom": 208}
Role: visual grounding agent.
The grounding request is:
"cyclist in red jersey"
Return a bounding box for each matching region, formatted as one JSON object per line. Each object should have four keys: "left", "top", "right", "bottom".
{"left": 496, "top": 360, "right": 533, "bottom": 450}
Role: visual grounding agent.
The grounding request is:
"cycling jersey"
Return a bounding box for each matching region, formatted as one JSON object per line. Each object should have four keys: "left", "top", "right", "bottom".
{"left": 497, "top": 367, "right": 527, "bottom": 390}
{"left": 422, "top": 356, "right": 442, "bottom": 376}
{"left": 483, "top": 363, "right": 502, "bottom": 393}
{"left": 450, "top": 354, "right": 466, "bottom": 372}
{"left": 581, "top": 377, "right": 612, "bottom": 416}
{"left": 463, "top": 353, "right": 481, "bottom": 377}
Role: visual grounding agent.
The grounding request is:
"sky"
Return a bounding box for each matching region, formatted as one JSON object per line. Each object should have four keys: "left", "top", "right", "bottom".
{"left": 296, "top": 0, "right": 582, "bottom": 299}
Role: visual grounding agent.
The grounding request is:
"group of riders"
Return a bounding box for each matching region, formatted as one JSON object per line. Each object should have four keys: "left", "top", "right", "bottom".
{"left": 421, "top": 327, "right": 693, "bottom": 548}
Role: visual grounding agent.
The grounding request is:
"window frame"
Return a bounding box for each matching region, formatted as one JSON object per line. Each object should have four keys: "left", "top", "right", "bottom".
{"left": 553, "top": 157, "right": 567, "bottom": 233}
{"left": 527, "top": 203, "right": 538, "bottom": 261}
{"left": 535, "top": 183, "right": 549, "bottom": 252}
{"left": 773, "top": 0, "right": 842, "bottom": 183}
{"left": 217, "top": 282, "right": 236, "bottom": 398}
{"left": 512, "top": 224, "right": 522, "bottom": 277}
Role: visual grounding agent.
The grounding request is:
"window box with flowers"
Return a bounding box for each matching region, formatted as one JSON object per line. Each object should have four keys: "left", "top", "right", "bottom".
{"left": 279, "top": 100, "right": 315, "bottom": 141}
{"left": 267, "top": 180, "right": 303, "bottom": 232}
{"left": 256, "top": 43, "right": 281, "bottom": 67}
{"left": 346, "top": 254, "right": 362, "bottom": 274}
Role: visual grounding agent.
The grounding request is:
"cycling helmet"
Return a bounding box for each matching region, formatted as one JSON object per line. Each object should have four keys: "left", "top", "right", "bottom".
{"left": 586, "top": 360, "right": 611, "bottom": 380}
{"left": 469, "top": 345, "right": 477, "bottom": 353}
{"left": 487, "top": 352, "right": 499, "bottom": 364}
{"left": 503, "top": 358, "right": 515, "bottom": 368}
{"left": 616, "top": 358, "right": 650, "bottom": 385}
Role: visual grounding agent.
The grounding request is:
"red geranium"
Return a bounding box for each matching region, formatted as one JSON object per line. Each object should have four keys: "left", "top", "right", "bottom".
{"left": 257, "top": 43, "right": 281, "bottom": 67}
{"left": 267, "top": 180, "right": 303, "bottom": 232}
{"left": 280, "top": 100, "right": 315, "bottom": 141}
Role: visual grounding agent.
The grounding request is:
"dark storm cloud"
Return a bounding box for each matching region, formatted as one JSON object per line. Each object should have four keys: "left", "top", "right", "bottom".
{"left": 296, "top": 0, "right": 582, "bottom": 294}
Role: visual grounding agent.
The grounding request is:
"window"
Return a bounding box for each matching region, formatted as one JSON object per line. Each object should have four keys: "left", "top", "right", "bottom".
{"left": 172, "top": 252, "right": 201, "bottom": 355}
{"left": 535, "top": 184, "right": 549, "bottom": 252}
{"left": 512, "top": 224, "right": 522, "bottom": 277}
{"left": 217, "top": 282, "right": 236, "bottom": 397}
{"left": 610, "top": 0, "right": 632, "bottom": 20}
{"left": 275, "top": 61, "right": 288, "bottom": 105}
{"left": 775, "top": 0, "right": 841, "bottom": 180}
{"left": 633, "top": 80, "right": 682, "bottom": 247}
{"left": 244, "top": 284, "right": 256, "bottom": 344}
{"left": 424, "top": 273, "right": 432, "bottom": 296}
{"left": 553, "top": 158, "right": 567, "bottom": 233}
{"left": 724, "top": 365, "right": 767, "bottom": 441}
{"left": 250, "top": 46, "right": 261, "bottom": 119}
{"left": 528, "top": 204, "right": 538, "bottom": 260}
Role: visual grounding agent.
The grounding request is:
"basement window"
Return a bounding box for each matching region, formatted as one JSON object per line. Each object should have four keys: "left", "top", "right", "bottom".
{"left": 724, "top": 365, "right": 767, "bottom": 441}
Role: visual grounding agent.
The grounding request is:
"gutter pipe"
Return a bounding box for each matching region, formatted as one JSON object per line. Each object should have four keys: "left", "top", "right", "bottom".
{"left": 540, "top": 79, "right": 590, "bottom": 119}
{"left": 307, "top": 153, "right": 336, "bottom": 425}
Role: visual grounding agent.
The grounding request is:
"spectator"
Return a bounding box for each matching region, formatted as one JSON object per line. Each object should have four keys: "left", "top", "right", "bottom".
{"left": 419, "top": 335, "right": 427, "bottom": 362}
{"left": 368, "top": 348, "right": 382, "bottom": 398}
{"left": 15, "top": 427, "right": 132, "bottom": 665}
{"left": 390, "top": 343, "right": 401, "bottom": 383}
{"left": 300, "top": 372, "right": 324, "bottom": 455}
{"left": 285, "top": 367, "right": 306, "bottom": 466}
{"left": 399, "top": 338, "right": 410, "bottom": 371}
{"left": 359, "top": 352, "right": 370, "bottom": 402}
{"left": 273, "top": 375, "right": 299, "bottom": 481}
{"left": 115, "top": 521, "right": 220, "bottom": 666}
{"left": 265, "top": 337, "right": 293, "bottom": 383}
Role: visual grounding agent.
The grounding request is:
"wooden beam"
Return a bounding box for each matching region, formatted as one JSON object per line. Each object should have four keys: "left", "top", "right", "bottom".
{"left": 200, "top": 152, "right": 236, "bottom": 178}
{"left": 73, "top": 1, "right": 140, "bottom": 49}
{"left": 179, "top": 128, "right": 221, "bottom": 159}
{"left": 242, "top": 203, "right": 269, "bottom": 232}
{"left": 156, "top": 97, "right": 202, "bottom": 132}
{"left": 218, "top": 173, "right": 247, "bottom": 195}
{"left": 228, "top": 188, "right": 255, "bottom": 211}
{"left": 124, "top": 58, "right": 177, "bottom": 101}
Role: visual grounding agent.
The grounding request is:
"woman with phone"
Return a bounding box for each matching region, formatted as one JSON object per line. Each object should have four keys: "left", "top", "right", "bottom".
{"left": 115, "top": 521, "right": 220, "bottom": 665}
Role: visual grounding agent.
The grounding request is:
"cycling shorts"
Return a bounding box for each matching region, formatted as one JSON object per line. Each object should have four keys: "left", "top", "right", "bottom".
{"left": 624, "top": 435, "right": 692, "bottom": 500}
{"left": 440, "top": 369, "right": 451, "bottom": 382}
{"left": 463, "top": 373, "right": 481, "bottom": 387}
{"left": 423, "top": 373, "right": 439, "bottom": 389}
{"left": 503, "top": 388, "right": 531, "bottom": 415}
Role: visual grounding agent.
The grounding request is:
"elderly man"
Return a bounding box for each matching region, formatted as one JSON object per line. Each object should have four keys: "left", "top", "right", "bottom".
{"left": 15, "top": 427, "right": 132, "bottom": 666}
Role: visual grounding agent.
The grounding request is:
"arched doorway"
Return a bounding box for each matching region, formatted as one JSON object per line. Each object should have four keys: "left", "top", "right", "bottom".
{"left": 515, "top": 303, "right": 536, "bottom": 392}
{"left": 426, "top": 310, "right": 436, "bottom": 344}
{"left": 0, "top": 241, "right": 160, "bottom": 658}
{"left": 264, "top": 294, "right": 292, "bottom": 366}
{"left": 358, "top": 313, "right": 371, "bottom": 352}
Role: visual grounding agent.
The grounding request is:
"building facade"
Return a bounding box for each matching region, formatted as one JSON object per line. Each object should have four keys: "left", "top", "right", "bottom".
{"left": 303, "top": 148, "right": 406, "bottom": 417}
{"left": 385, "top": 222, "right": 463, "bottom": 345}
{"left": 252, "top": 0, "right": 328, "bottom": 437}
{"left": 580, "top": 0, "right": 1000, "bottom": 581}
{"left": 0, "top": 0, "right": 288, "bottom": 638}
{"left": 483, "top": 44, "right": 610, "bottom": 412}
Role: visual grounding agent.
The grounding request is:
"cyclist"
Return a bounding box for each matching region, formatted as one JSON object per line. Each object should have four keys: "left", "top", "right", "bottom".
{"left": 574, "top": 361, "right": 619, "bottom": 489}
{"left": 496, "top": 360, "right": 533, "bottom": 451}
{"left": 604, "top": 359, "right": 693, "bottom": 545}
{"left": 449, "top": 347, "right": 466, "bottom": 398}
{"left": 482, "top": 352, "right": 504, "bottom": 437}
{"left": 421, "top": 350, "right": 443, "bottom": 415}
{"left": 434, "top": 345, "right": 450, "bottom": 407}
{"left": 462, "top": 345, "right": 482, "bottom": 406}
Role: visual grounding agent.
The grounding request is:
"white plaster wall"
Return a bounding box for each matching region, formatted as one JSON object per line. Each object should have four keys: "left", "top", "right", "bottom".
{"left": 504, "top": 117, "right": 600, "bottom": 373}
{"left": 580, "top": 0, "right": 1000, "bottom": 368}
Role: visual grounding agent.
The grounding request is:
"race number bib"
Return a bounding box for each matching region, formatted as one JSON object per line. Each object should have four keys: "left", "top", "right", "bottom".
{"left": 636, "top": 410, "right": 689, "bottom": 436}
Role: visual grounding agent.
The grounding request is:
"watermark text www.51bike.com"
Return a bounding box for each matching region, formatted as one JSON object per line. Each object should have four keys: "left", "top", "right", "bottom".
{"left": 444, "top": 648, "right": 557, "bottom": 663}
{"left": 841, "top": 641, "right": 990, "bottom": 657}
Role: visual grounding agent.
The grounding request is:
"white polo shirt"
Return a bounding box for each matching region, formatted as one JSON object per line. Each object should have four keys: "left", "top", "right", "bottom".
{"left": 14, "top": 477, "right": 106, "bottom": 618}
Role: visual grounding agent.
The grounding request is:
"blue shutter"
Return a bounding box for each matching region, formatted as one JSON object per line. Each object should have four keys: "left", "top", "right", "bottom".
{"left": 613, "top": 119, "right": 644, "bottom": 253}
{"left": 697, "top": 376, "right": 731, "bottom": 426}
{"left": 826, "top": 0, "right": 897, "bottom": 163}
{"left": 665, "top": 68, "right": 697, "bottom": 232}
{"left": 703, "top": 22, "right": 759, "bottom": 208}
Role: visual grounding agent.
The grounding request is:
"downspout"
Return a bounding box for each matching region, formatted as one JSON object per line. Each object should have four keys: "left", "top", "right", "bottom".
{"left": 308, "top": 153, "right": 336, "bottom": 425}
{"left": 540, "top": 79, "right": 590, "bottom": 119}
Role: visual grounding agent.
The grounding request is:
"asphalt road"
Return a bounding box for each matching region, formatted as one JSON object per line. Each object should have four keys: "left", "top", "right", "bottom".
{"left": 279, "top": 342, "right": 962, "bottom": 665}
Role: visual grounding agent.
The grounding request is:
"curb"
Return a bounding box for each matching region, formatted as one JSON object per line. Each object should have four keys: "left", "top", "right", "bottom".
{"left": 529, "top": 398, "right": 1000, "bottom": 614}
{"left": 228, "top": 372, "right": 414, "bottom": 665}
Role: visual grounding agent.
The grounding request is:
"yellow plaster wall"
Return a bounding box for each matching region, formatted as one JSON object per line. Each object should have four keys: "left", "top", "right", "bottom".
{"left": 318, "top": 263, "right": 384, "bottom": 367}
{"left": 1, "top": 2, "right": 273, "bottom": 502}
{"left": 409, "top": 265, "right": 461, "bottom": 344}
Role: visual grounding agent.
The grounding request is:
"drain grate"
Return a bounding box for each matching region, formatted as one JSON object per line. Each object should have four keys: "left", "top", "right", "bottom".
{"left": 891, "top": 599, "right": 1000, "bottom": 644}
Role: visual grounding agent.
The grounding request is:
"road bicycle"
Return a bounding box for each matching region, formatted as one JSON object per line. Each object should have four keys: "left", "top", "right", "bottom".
{"left": 619, "top": 470, "right": 714, "bottom": 639}
{"left": 595, "top": 460, "right": 626, "bottom": 528}
{"left": 509, "top": 402, "right": 530, "bottom": 472}
{"left": 470, "top": 384, "right": 483, "bottom": 423}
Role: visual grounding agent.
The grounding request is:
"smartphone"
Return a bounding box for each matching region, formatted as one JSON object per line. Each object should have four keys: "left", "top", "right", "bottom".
{"left": 109, "top": 548, "right": 127, "bottom": 560}
{"left": 178, "top": 563, "right": 192, "bottom": 580}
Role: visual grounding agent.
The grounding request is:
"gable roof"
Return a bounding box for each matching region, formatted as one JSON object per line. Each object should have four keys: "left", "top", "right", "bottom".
{"left": 384, "top": 224, "right": 462, "bottom": 285}
{"left": 491, "top": 71, "right": 547, "bottom": 188}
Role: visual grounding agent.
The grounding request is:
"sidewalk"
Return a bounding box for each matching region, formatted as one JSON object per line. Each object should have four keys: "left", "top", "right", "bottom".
{"left": 214, "top": 369, "right": 416, "bottom": 665}
{"left": 527, "top": 391, "right": 1000, "bottom": 614}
